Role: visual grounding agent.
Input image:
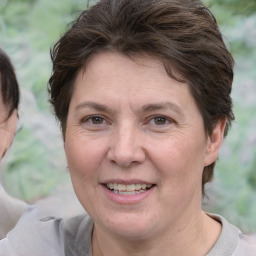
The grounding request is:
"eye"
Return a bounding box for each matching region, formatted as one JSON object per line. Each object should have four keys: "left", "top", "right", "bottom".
{"left": 82, "top": 115, "right": 108, "bottom": 126}
{"left": 148, "top": 115, "right": 171, "bottom": 126}
{"left": 152, "top": 116, "right": 169, "bottom": 125}
{"left": 90, "top": 116, "right": 105, "bottom": 124}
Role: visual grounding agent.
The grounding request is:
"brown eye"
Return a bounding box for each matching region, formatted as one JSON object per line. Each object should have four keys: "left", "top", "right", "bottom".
{"left": 153, "top": 116, "right": 169, "bottom": 125}
{"left": 81, "top": 115, "right": 110, "bottom": 130}
{"left": 90, "top": 116, "right": 104, "bottom": 124}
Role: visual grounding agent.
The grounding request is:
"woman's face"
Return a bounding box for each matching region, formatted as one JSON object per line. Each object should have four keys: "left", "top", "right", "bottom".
{"left": 65, "top": 52, "right": 222, "bottom": 240}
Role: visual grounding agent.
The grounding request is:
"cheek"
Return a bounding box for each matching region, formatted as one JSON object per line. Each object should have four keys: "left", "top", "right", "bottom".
{"left": 153, "top": 141, "right": 205, "bottom": 209}
{"left": 64, "top": 134, "right": 110, "bottom": 184}
{"left": 0, "top": 130, "right": 7, "bottom": 158}
{"left": 150, "top": 136, "right": 206, "bottom": 182}
{"left": 65, "top": 139, "right": 97, "bottom": 178}
{"left": 64, "top": 139, "right": 100, "bottom": 206}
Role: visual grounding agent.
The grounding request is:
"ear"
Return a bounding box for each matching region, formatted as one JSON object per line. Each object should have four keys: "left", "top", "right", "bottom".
{"left": 204, "top": 118, "right": 226, "bottom": 167}
{"left": 0, "top": 109, "right": 18, "bottom": 159}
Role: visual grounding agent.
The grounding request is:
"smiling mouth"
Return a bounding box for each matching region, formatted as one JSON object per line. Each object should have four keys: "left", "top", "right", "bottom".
{"left": 105, "top": 183, "right": 155, "bottom": 195}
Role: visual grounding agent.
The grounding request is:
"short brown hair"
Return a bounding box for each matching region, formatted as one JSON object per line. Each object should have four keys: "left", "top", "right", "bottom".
{"left": 49, "top": 0, "right": 234, "bottom": 194}
{"left": 0, "top": 48, "right": 20, "bottom": 117}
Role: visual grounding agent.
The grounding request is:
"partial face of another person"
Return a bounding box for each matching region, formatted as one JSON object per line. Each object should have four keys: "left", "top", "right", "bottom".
{"left": 0, "top": 96, "right": 17, "bottom": 159}
{"left": 65, "top": 52, "right": 225, "bottom": 240}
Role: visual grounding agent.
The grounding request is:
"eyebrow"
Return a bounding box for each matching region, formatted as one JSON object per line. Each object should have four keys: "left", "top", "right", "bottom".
{"left": 75, "top": 101, "right": 112, "bottom": 113}
{"left": 74, "top": 101, "right": 184, "bottom": 117}
{"left": 142, "top": 102, "right": 184, "bottom": 116}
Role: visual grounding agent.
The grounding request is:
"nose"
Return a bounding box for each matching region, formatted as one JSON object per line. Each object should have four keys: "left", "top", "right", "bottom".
{"left": 107, "top": 123, "right": 146, "bottom": 167}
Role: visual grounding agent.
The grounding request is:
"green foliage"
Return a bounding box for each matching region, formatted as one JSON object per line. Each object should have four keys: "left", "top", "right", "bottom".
{"left": 2, "top": 126, "right": 67, "bottom": 201}
{"left": 204, "top": 0, "right": 256, "bottom": 16}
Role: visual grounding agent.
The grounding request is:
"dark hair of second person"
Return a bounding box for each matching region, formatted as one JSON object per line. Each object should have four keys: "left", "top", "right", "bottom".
{"left": 0, "top": 48, "right": 20, "bottom": 118}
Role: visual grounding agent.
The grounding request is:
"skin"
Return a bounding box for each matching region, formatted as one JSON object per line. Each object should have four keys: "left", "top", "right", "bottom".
{"left": 0, "top": 95, "right": 17, "bottom": 159}
{"left": 65, "top": 52, "right": 226, "bottom": 256}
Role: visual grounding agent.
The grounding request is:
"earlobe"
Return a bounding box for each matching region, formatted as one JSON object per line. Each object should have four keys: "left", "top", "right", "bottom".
{"left": 204, "top": 118, "right": 226, "bottom": 167}
{"left": 0, "top": 109, "right": 18, "bottom": 159}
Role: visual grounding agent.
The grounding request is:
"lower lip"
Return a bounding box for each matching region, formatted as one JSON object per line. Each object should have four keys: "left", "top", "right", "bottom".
{"left": 101, "top": 185, "right": 156, "bottom": 204}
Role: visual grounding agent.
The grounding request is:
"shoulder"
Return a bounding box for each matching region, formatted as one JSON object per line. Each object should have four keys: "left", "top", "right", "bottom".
{"left": 0, "top": 206, "right": 65, "bottom": 256}
{"left": 233, "top": 233, "right": 256, "bottom": 255}
{"left": 0, "top": 185, "right": 27, "bottom": 239}
{"left": 206, "top": 213, "right": 256, "bottom": 256}
{"left": 206, "top": 213, "right": 239, "bottom": 256}
{"left": 0, "top": 205, "right": 93, "bottom": 256}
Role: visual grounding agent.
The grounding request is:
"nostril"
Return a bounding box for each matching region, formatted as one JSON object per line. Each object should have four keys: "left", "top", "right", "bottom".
{"left": 107, "top": 148, "right": 137, "bottom": 167}
{"left": 107, "top": 131, "right": 146, "bottom": 167}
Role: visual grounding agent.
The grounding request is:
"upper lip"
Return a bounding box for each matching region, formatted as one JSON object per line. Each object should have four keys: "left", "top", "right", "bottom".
{"left": 101, "top": 179, "right": 155, "bottom": 185}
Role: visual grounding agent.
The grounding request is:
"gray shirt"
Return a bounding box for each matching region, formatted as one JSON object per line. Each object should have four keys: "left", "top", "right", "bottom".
{"left": 0, "top": 206, "right": 255, "bottom": 255}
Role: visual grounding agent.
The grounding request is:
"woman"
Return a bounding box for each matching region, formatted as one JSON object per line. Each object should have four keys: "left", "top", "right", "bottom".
{"left": 0, "top": 0, "right": 255, "bottom": 255}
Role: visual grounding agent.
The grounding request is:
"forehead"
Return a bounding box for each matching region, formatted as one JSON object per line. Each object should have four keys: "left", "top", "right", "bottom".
{"left": 85, "top": 52, "right": 166, "bottom": 77}
{"left": 69, "top": 52, "right": 201, "bottom": 120}
{"left": 74, "top": 52, "right": 185, "bottom": 96}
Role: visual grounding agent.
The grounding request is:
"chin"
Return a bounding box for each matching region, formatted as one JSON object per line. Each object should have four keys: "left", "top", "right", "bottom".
{"left": 98, "top": 212, "right": 157, "bottom": 240}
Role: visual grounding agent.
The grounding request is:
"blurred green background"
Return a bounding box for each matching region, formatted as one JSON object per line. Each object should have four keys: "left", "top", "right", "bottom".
{"left": 0, "top": 0, "right": 255, "bottom": 232}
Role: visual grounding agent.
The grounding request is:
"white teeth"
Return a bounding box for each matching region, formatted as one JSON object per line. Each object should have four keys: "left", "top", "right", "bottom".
{"left": 118, "top": 184, "right": 126, "bottom": 191}
{"left": 126, "top": 184, "right": 135, "bottom": 191}
{"left": 135, "top": 184, "right": 141, "bottom": 190}
{"left": 106, "top": 183, "right": 153, "bottom": 193}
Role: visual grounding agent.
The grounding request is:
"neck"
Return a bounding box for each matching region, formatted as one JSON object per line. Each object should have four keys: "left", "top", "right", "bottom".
{"left": 92, "top": 211, "right": 221, "bottom": 256}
